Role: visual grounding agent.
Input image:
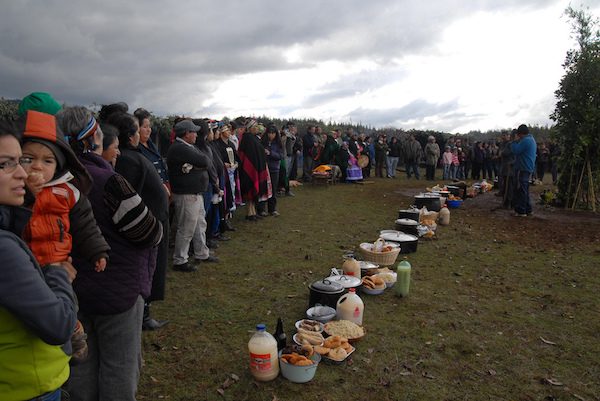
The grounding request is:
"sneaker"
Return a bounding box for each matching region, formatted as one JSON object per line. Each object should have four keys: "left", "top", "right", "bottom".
{"left": 285, "top": 191, "right": 295, "bottom": 197}
{"left": 245, "top": 215, "right": 258, "bottom": 221}
{"left": 173, "top": 262, "right": 198, "bottom": 272}
{"left": 216, "top": 234, "right": 231, "bottom": 241}
{"left": 207, "top": 239, "right": 219, "bottom": 249}
{"left": 270, "top": 211, "right": 280, "bottom": 217}
{"left": 259, "top": 211, "right": 269, "bottom": 217}
{"left": 513, "top": 212, "right": 528, "bottom": 217}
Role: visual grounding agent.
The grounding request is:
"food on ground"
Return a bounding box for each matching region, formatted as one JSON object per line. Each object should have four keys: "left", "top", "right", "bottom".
{"left": 375, "top": 272, "right": 397, "bottom": 284}
{"left": 324, "top": 320, "right": 365, "bottom": 339}
{"left": 362, "top": 276, "right": 386, "bottom": 290}
{"left": 281, "top": 352, "right": 314, "bottom": 366}
{"left": 297, "top": 319, "right": 322, "bottom": 332}
{"left": 296, "top": 328, "right": 325, "bottom": 345}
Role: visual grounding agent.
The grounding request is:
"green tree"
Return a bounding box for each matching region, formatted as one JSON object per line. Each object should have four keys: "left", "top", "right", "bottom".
{"left": 551, "top": 6, "right": 600, "bottom": 210}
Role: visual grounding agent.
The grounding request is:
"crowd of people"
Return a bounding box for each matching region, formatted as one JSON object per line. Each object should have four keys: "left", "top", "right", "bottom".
{"left": 0, "top": 92, "right": 551, "bottom": 400}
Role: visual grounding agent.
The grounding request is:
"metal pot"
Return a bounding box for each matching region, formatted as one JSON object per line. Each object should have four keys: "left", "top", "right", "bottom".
{"left": 394, "top": 218, "right": 419, "bottom": 235}
{"left": 379, "top": 230, "right": 418, "bottom": 254}
{"left": 414, "top": 194, "right": 441, "bottom": 212}
{"left": 446, "top": 185, "right": 461, "bottom": 196}
{"left": 397, "top": 208, "right": 420, "bottom": 222}
{"left": 308, "top": 279, "right": 345, "bottom": 309}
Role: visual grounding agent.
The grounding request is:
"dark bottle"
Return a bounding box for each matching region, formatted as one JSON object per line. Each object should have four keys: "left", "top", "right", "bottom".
{"left": 273, "top": 317, "right": 287, "bottom": 351}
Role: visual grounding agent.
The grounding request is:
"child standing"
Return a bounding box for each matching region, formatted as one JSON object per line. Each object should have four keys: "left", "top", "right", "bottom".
{"left": 442, "top": 146, "right": 453, "bottom": 180}
{"left": 20, "top": 110, "right": 110, "bottom": 362}
{"left": 451, "top": 148, "right": 460, "bottom": 180}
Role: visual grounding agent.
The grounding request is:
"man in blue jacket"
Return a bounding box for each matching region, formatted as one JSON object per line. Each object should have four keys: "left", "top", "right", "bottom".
{"left": 511, "top": 124, "right": 537, "bottom": 216}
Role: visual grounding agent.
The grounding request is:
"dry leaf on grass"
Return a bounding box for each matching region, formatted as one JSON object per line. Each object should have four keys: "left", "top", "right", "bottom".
{"left": 540, "top": 337, "right": 557, "bottom": 346}
{"left": 541, "top": 377, "right": 564, "bottom": 386}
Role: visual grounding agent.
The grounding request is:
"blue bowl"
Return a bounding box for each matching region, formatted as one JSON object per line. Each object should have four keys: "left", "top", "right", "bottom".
{"left": 447, "top": 199, "right": 463, "bottom": 208}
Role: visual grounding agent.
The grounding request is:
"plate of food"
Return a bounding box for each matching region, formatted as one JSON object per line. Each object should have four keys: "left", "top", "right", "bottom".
{"left": 361, "top": 275, "right": 387, "bottom": 294}
{"left": 295, "top": 319, "right": 324, "bottom": 333}
{"left": 293, "top": 329, "right": 325, "bottom": 346}
{"left": 323, "top": 320, "right": 365, "bottom": 343}
{"left": 312, "top": 335, "right": 356, "bottom": 364}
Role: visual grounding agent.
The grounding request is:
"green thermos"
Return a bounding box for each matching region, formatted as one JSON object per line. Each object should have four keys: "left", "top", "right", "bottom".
{"left": 395, "top": 260, "right": 411, "bottom": 297}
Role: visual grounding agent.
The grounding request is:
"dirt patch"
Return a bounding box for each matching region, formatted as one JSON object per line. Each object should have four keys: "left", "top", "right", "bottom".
{"left": 395, "top": 185, "right": 600, "bottom": 251}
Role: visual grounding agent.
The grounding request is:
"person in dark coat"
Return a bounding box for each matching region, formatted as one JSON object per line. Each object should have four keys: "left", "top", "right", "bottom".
{"left": 133, "top": 108, "right": 170, "bottom": 330}
{"left": 237, "top": 119, "right": 270, "bottom": 220}
{"left": 260, "top": 125, "right": 283, "bottom": 216}
{"left": 213, "top": 124, "right": 238, "bottom": 231}
{"left": 108, "top": 112, "right": 170, "bottom": 331}
{"left": 60, "top": 107, "right": 163, "bottom": 401}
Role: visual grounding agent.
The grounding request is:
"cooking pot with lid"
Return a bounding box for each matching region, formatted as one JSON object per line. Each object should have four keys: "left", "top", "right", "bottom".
{"left": 308, "top": 279, "right": 346, "bottom": 308}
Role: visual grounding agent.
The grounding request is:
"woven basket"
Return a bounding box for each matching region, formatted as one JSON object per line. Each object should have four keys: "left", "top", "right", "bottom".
{"left": 358, "top": 245, "right": 400, "bottom": 266}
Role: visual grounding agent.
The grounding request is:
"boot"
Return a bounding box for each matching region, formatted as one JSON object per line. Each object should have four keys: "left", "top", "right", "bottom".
{"left": 142, "top": 303, "right": 169, "bottom": 331}
{"left": 223, "top": 219, "right": 236, "bottom": 231}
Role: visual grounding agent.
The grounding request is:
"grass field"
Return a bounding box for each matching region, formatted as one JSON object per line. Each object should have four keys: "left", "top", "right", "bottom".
{"left": 138, "top": 173, "right": 600, "bottom": 401}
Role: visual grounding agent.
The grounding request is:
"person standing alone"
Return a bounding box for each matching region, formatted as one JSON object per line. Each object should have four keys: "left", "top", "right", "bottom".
{"left": 511, "top": 124, "right": 537, "bottom": 217}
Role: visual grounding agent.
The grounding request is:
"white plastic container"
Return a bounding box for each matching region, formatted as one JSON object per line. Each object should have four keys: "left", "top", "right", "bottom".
{"left": 336, "top": 288, "right": 364, "bottom": 325}
{"left": 439, "top": 205, "right": 450, "bottom": 225}
{"left": 342, "top": 258, "right": 361, "bottom": 279}
{"left": 248, "top": 324, "right": 279, "bottom": 381}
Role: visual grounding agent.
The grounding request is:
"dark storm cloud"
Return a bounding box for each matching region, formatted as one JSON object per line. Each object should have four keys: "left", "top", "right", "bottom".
{"left": 0, "top": 0, "right": 564, "bottom": 121}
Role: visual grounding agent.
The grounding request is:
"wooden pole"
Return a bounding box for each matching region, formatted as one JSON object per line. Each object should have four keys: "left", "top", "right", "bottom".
{"left": 565, "top": 162, "right": 575, "bottom": 209}
{"left": 587, "top": 158, "right": 596, "bottom": 212}
{"left": 572, "top": 154, "right": 588, "bottom": 210}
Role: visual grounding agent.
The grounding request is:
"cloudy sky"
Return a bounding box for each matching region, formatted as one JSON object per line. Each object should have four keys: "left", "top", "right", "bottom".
{"left": 1, "top": 0, "right": 598, "bottom": 133}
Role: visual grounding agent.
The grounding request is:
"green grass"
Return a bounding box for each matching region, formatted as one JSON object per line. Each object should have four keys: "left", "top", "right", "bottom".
{"left": 139, "top": 175, "right": 600, "bottom": 401}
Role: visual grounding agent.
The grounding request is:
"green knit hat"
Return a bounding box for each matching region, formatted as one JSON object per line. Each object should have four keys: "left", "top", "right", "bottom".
{"left": 18, "top": 92, "right": 62, "bottom": 116}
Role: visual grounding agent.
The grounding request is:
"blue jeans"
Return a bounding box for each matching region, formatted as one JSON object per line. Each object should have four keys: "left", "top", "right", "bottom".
{"left": 386, "top": 156, "right": 399, "bottom": 177}
{"left": 514, "top": 171, "right": 532, "bottom": 214}
{"left": 29, "top": 389, "right": 61, "bottom": 401}
{"left": 405, "top": 162, "right": 420, "bottom": 179}
{"left": 443, "top": 164, "right": 451, "bottom": 179}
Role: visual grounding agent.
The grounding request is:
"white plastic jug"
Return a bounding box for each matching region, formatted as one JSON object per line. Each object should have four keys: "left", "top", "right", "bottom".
{"left": 248, "top": 324, "right": 279, "bottom": 381}
{"left": 336, "top": 288, "right": 364, "bottom": 325}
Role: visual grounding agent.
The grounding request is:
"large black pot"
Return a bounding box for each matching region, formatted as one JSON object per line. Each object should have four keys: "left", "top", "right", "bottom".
{"left": 308, "top": 279, "right": 345, "bottom": 309}
{"left": 398, "top": 209, "right": 420, "bottom": 222}
{"left": 414, "top": 194, "right": 441, "bottom": 212}
{"left": 446, "top": 185, "right": 461, "bottom": 196}
{"left": 379, "top": 230, "right": 419, "bottom": 254}
{"left": 394, "top": 218, "right": 419, "bottom": 236}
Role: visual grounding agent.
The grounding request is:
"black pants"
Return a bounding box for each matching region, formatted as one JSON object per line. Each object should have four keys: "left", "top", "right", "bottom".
{"left": 268, "top": 171, "right": 279, "bottom": 213}
{"left": 426, "top": 165, "right": 436, "bottom": 181}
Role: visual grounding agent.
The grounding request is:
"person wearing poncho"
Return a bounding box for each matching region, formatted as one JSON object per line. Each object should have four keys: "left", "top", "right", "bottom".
{"left": 237, "top": 120, "right": 270, "bottom": 221}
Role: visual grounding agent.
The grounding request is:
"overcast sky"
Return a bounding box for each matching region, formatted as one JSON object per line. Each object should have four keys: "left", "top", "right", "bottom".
{"left": 1, "top": 0, "right": 599, "bottom": 133}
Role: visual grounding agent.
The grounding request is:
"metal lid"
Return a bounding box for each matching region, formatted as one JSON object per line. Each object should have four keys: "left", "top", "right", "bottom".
{"left": 395, "top": 218, "right": 419, "bottom": 226}
{"left": 310, "top": 279, "right": 344, "bottom": 293}
{"left": 324, "top": 275, "right": 362, "bottom": 288}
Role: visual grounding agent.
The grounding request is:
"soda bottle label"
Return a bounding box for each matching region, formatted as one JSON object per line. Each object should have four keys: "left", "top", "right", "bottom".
{"left": 353, "top": 306, "right": 360, "bottom": 318}
{"left": 250, "top": 353, "right": 272, "bottom": 372}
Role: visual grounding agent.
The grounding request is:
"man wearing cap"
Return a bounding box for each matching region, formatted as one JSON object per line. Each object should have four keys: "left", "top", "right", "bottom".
{"left": 511, "top": 124, "right": 537, "bottom": 216}
{"left": 167, "top": 120, "right": 214, "bottom": 271}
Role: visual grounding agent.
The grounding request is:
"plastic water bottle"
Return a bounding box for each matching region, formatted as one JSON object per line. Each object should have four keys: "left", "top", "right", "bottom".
{"left": 248, "top": 324, "right": 279, "bottom": 381}
{"left": 395, "top": 260, "right": 411, "bottom": 297}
